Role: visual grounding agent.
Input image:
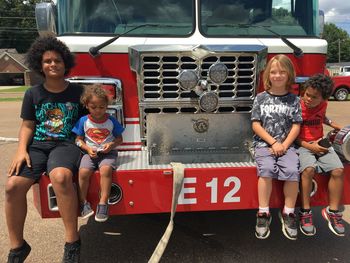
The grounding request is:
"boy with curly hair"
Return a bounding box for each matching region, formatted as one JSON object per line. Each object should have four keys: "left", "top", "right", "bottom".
{"left": 298, "top": 73, "right": 345, "bottom": 237}
{"left": 73, "top": 84, "right": 124, "bottom": 222}
{"left": 5, "top": 35, "right": 85, "bottom": 263}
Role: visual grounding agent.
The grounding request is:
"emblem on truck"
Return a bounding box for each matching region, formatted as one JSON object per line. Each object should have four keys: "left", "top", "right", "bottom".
{"left": 192, "top": 118, "right": 209, "bottom": 133}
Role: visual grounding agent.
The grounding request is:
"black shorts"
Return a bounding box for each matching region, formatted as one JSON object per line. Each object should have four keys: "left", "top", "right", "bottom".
{"left": 18, "top": 140, "right": 82, "bottom": 182}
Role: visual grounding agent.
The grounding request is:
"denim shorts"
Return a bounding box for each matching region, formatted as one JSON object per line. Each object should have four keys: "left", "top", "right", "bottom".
{"left": 254, "top": 146, "right": 300, "bottom": 182}
{"left": 297, "top": 146, "right": 343, "bottom": 174}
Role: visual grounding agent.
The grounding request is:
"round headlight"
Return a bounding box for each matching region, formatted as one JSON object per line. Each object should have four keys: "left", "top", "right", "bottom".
{"left": 208, "top": 63, "right": 228, "bottom": 84}
{"left": 199, "top": 92, "right": 219, "bottom": 112}
{"left": 178, "top": 70, "right": 199, "bottom": 90}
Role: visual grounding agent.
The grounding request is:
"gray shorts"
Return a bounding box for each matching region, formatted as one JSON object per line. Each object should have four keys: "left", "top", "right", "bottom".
{"left": 80, "top": 150, "right": 117, "bottom": 171}
{"left": 254, "top": 147, "right": 300, "bottom": 182}
{"left": 297, "top": 146, "right": 343, "bottom": 174}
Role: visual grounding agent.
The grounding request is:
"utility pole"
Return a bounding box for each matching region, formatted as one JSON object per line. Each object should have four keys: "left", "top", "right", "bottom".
{"left": 338, "top": 38, "right": 341, "bottom": 63}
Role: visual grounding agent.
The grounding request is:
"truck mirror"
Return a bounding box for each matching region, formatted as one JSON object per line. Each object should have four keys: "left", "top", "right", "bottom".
{"left": 35, "top": 2, "right": 57, "bottom": 36}
{"left": 319, "top": 10, "right": 325, "bottom": 37}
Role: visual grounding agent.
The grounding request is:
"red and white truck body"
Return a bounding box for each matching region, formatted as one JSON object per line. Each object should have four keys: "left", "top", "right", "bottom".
{"left": 33, "top": 0, "right": 350, "bottom": 218}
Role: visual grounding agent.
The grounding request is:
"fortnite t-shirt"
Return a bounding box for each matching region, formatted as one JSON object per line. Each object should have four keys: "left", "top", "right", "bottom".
{"left": 251, "top": 91, "right": 302, "bottom": 148}
{"left": 21, "top": 83, "right": 85, "bottom": 141}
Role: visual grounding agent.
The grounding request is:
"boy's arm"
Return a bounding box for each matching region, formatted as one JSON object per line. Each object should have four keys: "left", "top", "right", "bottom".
{"left": 252, "top": 121, "right": 285, "bottom": 156}
{"left": 75, "top": 135, "right": 87, "bottom": 151}
{"left": 101, "top": 135, "right": 123, "bottom": 153}
{"left": 324, "top": 116, "right": 343, "bottom": 130}
{"left": 296, "top": 137, "right": 329, "bottom": 154}
{"left": 252, "top": 121, "right": 277, "bottom": 146}
{"left": 8, "top": 120, "right": 35, "bottom": 176}
{"left": 282, "top": 123, "right": 300, "bottom": 149}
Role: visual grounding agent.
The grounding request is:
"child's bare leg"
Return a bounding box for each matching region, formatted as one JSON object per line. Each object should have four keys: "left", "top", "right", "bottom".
{"left": 300, "top": 167, "right": 315, "bottom": 209}
{"left": 78, "top": 168, "right": 94, "bottom": 204}
{"left": 258, "top": 177, "right": 272, "bottom": 207}
{"left": 283, "top": 181, "right": 299, "bottom": 209}
{"left": 328, "top": 168, "right": 344, "bottom": 211}
{"left": 99, "top": 165, "right": 113, "bottom": 204}
{"left": 5, "top": 176, "right": 34, "bottom": 249}
{"left": 49, "top": 167, "right": 79, "bottom": 243}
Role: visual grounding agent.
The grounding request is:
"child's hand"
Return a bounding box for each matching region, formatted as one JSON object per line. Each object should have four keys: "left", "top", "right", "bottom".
{"left": 7, "top": 151, "right": 31, "bottom": 176}
{"left": 271, "top": 142, "right": 285, "bottom": 157}
{"left": 100, "top": 142, "right": 114, "bottom": 153}
{"left": 87, "top": 147, "right": 97, "bottom": 158}
{"left": 311, "top": 141, "right": 329, "bottom": 155}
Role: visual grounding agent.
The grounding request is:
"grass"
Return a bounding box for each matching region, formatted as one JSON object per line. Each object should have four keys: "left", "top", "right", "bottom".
{"left": 0, "top": 97, "right": 23, "bottom": 102}
{"left": 0, "top": 86, "right": 29, "bottom": 93}
{"left": 0, "top": 86, "right": 27, "bottom": 102}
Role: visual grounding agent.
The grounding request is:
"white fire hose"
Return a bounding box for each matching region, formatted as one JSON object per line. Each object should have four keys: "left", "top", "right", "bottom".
{"left": 148, "top": 162, "right": 185, "bottom": 263}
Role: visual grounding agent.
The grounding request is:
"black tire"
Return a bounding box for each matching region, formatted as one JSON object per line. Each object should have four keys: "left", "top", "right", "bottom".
{"left": 334, "top": 87, "right": 349, "bottom": 101}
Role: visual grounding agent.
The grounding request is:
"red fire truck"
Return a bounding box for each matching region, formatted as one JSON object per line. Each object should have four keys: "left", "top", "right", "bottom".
{"left": 33, "top": 0, "right": 350, "bottom": 219}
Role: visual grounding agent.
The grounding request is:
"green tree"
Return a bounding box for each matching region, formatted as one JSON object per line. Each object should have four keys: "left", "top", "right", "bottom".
{"left": 0, "top": 0, "right": 42, "bottom": 53}
{"left": 323, "top": 23, "right": 350, "bottom": 63}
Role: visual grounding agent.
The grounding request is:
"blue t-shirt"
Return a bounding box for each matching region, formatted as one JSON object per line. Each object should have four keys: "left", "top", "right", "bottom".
{"left": 251, "top": 91, "right": 302, "bottom": 148}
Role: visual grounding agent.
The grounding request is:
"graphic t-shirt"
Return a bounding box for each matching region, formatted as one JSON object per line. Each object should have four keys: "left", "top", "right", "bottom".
{"left": 72, "top": 114, "right": 124, "bottom": 151}
{"left": 299, "top": 100, "right": 327, "bottom": 142}
{"left": 251, "top": 91, "right": 302, "bottom": 148}
{"left": 21, "top": 83, "right": 85, "bottom": 141}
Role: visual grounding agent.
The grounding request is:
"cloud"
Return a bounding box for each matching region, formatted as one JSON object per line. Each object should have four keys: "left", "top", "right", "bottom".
{"left": 319, "top": 0, "right": 350, "bottom": 23}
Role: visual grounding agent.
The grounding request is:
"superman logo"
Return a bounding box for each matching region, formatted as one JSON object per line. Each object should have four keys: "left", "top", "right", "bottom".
{"left": 86, "top": 128, "right": 110, "bottom": 144}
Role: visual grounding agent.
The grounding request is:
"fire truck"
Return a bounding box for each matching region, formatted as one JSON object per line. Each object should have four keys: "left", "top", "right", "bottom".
{"left": 33, "top": 0, "right": 350, "bottom": 221}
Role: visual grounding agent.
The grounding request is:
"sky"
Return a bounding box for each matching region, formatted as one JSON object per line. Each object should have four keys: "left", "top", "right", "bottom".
{"left": 319, "top": 1, "right": 350, "bottom": 34}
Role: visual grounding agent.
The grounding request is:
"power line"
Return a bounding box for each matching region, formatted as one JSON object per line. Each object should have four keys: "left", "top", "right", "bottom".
{"left": 0, "top": 17, "right": 35, "bottom": 19}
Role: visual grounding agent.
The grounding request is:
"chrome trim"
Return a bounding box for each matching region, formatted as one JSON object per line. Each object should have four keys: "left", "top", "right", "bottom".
{"left": 35, "top": 2, "right": 57, "bottom": 36}
{"left": 67, "top": 77, "right": 124, "bottom": 126}
{"left": 295, "top": 76, "right": 310, "bottom": 84}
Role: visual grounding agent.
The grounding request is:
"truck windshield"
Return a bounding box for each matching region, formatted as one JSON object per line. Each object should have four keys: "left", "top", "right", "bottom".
{"left": 56, "top": 0, "right": 194, "bottom": 36}
{"left": 200, "top": 0, "right": 320, "bottom": 37}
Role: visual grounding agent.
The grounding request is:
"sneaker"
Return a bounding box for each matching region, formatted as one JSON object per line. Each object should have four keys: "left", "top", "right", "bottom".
{"left": 255, "top": 212, "right": 272, "bottom": 239}
{"left": 62, "top": 239, "right": 81, "bottom": 263}
{"left": 7, "top": 240, "right": 31, "bottom": 263}
{"left": 322, "top": 207, "right": 345, "bottom": 236}
{"left": 279, "top": 211, "right": 298, "bottom": 240}
{"left": 80, "top": 201, "right": 94, "bottom": 219}
{"left": 95, "top": 204, "right": 109, "bottom": 222}
{"left": 299, "top": 210, "right": 316, "bottom": 236}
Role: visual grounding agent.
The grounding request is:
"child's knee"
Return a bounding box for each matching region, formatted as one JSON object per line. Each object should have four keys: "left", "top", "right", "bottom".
{"left": 302, "top": 167, "right": 315, "bottom": 178}
{"left": 331, "top": 168, "right": 344, "bottom": 179}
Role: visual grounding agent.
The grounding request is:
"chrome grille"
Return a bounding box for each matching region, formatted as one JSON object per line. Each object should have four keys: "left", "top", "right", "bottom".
{"left": 141, "top": 53, "right": 257, "bottom": 101}
{"left": 129, "top": 44, "right": 268, "bottom": 141}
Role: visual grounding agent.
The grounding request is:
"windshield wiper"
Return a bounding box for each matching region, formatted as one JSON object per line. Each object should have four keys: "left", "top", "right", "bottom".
{"left": 89, "top": 23, "right": 189, "bottom": 57}
{"left": 206, "top": 23, "right": 303, "bottom": 57}
{"left": 89, "top": 24, "right": 155, "bottom": 57}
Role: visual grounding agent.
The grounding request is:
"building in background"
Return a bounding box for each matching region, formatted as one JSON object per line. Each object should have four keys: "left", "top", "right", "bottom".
{"left": 0, "top": 49, "right": 42, "bottom": 86}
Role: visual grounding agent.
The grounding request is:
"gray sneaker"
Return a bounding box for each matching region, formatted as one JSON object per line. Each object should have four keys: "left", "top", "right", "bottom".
{"left": 95, "top": 204, "right": 109, "bottom": 222}
{"left": 299, "top": 210, "right": 316, "bottom": 236}
{"left": 80, "top": 202, "right": 94, "bottom": 219}
{"left": 322, "top": 207, "right": 345, "bottom": 236}
{"left": 279, "top": 211, "right": 298, "bottom": 240}
{"left": 255, "top": 212, "right": 272, "bottom": 239}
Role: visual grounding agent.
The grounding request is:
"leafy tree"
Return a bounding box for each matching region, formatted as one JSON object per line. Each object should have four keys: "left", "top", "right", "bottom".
{"left": 323, "top": 23, "right": 350, "bottom": 63}
{"left": 0, "top": 0, "right": 42, "bottom": 53}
